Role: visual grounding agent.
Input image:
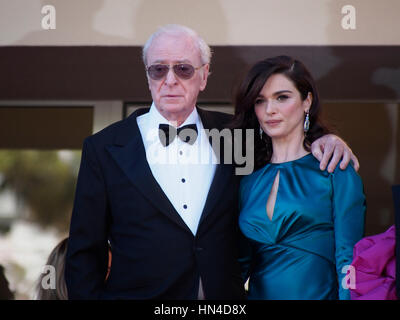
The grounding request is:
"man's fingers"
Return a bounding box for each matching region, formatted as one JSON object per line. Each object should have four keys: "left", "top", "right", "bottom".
{"left": 339, "top": 149, "right": 351, "bottom": 170}
{"left": 351, "top": 153, "right": 360, "bottom": 172}
{"left": 311, "top": 142, "right": 323, "bottom": 162}
{"left": 327, "top": 146, "right": 343, "bottom": 173}
{"left": 319, "top": 143, "right": 334, "bottom": 171}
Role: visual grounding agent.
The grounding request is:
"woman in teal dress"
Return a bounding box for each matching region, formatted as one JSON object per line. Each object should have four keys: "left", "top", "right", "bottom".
{"left": 232, "top": 56, "right": 366, "bottom": 300}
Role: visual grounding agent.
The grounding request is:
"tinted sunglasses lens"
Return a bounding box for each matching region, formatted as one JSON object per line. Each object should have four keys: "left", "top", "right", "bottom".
{"left": 173, "top": 64, "right": 195, "bottom": 79}
{"left": 148, "top": 65, "right": 169, "bottom": 80}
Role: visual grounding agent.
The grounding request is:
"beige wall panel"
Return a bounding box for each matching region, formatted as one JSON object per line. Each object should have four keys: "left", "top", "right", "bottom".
{"left": 1, "top": 0, "right": 399, "bottom": 46}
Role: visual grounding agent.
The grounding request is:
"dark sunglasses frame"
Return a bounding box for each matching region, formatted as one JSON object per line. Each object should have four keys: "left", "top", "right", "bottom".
{"left": 146, "top": 63, "right": 205, "bottom": 80}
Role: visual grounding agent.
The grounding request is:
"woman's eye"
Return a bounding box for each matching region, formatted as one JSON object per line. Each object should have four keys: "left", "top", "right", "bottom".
{"left": 255, "top": 99, "right": 264, "bottom": 105}
{"left": 277, "top": 95, "right": 289, "bottom": 101}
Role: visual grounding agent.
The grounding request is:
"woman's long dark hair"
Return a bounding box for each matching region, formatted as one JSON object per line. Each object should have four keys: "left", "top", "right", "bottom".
{"left": 231, "top": 55, "right": 330, "bottom": 170}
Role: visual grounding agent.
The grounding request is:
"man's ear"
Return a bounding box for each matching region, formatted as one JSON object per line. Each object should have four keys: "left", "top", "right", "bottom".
{"left": 200, "top": 64, "right": 210, "bottom": 91}
{"left": 146, "top": 73, "right": 151, "bottom": 90}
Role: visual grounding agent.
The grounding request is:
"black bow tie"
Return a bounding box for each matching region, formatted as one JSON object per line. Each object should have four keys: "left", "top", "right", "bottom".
{"left": 158, "top": 124, "right": 198, "bottom": 147}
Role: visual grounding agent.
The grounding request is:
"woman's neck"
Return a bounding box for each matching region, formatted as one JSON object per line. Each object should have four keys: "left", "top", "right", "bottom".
{"left": 270, "top": 132, "right": 309, "bottom": 163}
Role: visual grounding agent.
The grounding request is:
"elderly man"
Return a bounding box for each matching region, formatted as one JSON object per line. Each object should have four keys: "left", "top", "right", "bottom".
{"left": 65, "top": 24, "right": 358, "bottom": 300}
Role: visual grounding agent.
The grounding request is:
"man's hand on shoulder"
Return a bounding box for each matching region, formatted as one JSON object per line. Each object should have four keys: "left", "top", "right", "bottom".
{"left": 311, "top": 134, "right": 360, "bottom": 173}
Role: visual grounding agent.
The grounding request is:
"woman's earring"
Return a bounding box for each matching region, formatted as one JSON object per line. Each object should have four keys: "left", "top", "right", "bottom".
{"left": 304, "top": 111, "right": 310, "bottom": 133}
{"left": 259, "top": 126, "right": 264, "bottom": 139}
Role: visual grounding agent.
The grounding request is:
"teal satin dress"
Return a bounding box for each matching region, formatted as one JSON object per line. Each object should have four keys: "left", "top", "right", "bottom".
{"left": 238, "top": 153, "right": 365, "bottom": 300}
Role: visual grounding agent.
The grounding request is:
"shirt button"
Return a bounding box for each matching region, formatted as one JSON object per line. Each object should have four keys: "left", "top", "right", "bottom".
{"left": 179, "top": 150, "right": 183, "bottom": 155}
{"left": 181, "top": 178, "right": 186, "bottom": 183}
{"left": 183, "top": 204, "right": 188, "bottom": 209}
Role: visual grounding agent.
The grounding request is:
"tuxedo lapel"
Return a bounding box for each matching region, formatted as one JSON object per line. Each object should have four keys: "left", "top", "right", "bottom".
{"left": 106, "top": 108, "right": 192, "bottom": 234}
{"left": 197, "top": 107, "right": 234, "bottom": 226}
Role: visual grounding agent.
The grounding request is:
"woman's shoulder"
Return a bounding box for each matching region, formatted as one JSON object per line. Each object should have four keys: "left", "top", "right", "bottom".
{"left": 295, "top": 154, "right": 360, "bottom": 181}
{"left": 287, "top": 153, "right": 331, "bottom": 178}
{"left": 240, "top": 165, "right": 264, "bottom": 189}
{"left": 329, "top": 161, "right": 364, "bottom": 197}
{"left": 239, "top": 162, "right": 271, "bottom": 199}
{"left": 330, "top": 160, "right": 361, "bottom": 180}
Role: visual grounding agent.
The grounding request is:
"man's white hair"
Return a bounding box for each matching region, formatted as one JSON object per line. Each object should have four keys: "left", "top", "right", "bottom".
{"left": 142, "top": 24, "right": 212, "bottom": 67}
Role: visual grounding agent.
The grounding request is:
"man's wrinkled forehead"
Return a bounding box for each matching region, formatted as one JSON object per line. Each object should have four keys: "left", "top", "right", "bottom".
{"left": 151, "top": 58, "right": 193, "bottom": 65}
{"left": 146, "top": 33, "right": 201, "bottom": 65}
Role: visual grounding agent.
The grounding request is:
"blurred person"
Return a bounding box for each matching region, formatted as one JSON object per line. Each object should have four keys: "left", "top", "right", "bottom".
{"left": 233, "top": 56, "right": 366, "bottom": 300}
{"left": 35, "top": 237, "right": 68, "bottom": 300}
{"left": 0, "top": 264, "right": 14, "bottom": 300}
{"left": 65, "top": 25, "right": 358, "bottom": 300}
{"left": 36, "top": 237, "right": 112, "bottom": 300}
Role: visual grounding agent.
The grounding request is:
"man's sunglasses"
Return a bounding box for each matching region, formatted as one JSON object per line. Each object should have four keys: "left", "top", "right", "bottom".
{"left": 146, "top": 63, "right": 205, "bottom": 80}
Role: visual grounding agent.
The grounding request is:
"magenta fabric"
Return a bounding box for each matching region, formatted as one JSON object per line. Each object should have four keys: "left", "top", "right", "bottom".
{"left": 350, "top": 225, "right": 397, "bottom": 300}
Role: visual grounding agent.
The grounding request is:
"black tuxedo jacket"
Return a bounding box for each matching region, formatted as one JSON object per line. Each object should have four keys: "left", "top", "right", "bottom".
{"left": 65, "top": 107, "right": 246, "bottom": 300}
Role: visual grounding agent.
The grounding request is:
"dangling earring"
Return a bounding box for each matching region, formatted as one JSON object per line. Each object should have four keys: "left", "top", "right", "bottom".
{"left": 304, "top": 111, "right": 310, "bottom": 133}
{"left": 259, "top": 126, "right": 264, "bottom": 140}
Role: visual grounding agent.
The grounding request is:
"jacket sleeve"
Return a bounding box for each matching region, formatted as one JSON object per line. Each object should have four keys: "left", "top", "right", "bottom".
{"left": 237, "top": 176, "right": 254, "bottom": 284}
{"left": 65, "top": 137, "right": 110, "bottom": 299}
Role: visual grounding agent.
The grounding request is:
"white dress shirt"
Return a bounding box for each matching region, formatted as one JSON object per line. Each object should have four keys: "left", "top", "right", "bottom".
{"left": 136, "top": 103, "right": 217, "bottom": 236}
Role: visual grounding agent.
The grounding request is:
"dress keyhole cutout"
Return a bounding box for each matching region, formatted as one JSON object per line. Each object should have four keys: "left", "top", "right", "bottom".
{"left": 266, "top": 170, "right": 280, "bottom": 221}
